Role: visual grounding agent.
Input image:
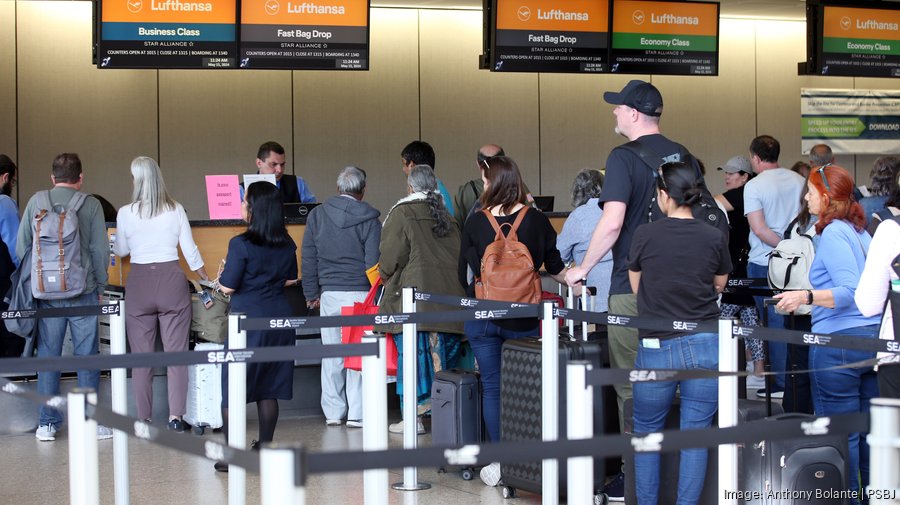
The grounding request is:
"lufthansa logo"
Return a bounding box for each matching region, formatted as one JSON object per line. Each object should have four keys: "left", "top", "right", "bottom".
{"left": 632, "top": 10, "right": 645, "bottom": 25}
{"left": 517, "top": 6, "right": 531, "bottom": 21}
{"left": 127, "top": 0, "right": 143, "bottom": 13}
{"left": 265, "top": 0, "right": 280, "bottom": 16}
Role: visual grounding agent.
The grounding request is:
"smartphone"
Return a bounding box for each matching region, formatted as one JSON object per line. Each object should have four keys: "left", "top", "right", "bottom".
{"left": 199, "top": 290, "right": 214, "bottom": 309}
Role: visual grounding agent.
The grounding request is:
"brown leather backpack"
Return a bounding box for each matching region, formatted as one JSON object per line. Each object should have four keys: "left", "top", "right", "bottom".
{"left": 474, "top": 207, "right": 542, "bottom": 304}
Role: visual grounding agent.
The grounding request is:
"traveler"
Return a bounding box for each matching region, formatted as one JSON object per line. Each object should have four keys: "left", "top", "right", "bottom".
{"left": 115, "top": 157, "right": 209, "bottom": 431}
{"left": 628, "top": 161, "right": 731, "bottom": 505}
{"left": 773, "top": 164, "right": 879, "bottom": 504}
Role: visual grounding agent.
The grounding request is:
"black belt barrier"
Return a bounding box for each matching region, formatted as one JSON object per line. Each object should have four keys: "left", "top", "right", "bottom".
{"left": 0, "top": 303, "right": 119, "bottom": 319}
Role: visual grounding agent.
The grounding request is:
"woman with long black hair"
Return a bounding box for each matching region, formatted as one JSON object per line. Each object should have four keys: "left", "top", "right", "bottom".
{"left": 215, "top": 182, "right": 299, "bottom": 471}
{"left": 628, "top": 162, "right": 731, "bottom": 505}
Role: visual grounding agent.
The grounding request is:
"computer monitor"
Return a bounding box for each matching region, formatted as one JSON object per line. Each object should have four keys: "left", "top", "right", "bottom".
{"left": 283, "top": 203, "right": 320, "bottom": 219}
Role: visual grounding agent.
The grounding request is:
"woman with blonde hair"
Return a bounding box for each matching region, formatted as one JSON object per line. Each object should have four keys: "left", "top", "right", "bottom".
{"left": 114, "top": 156, "right": 209, "bottom": 431}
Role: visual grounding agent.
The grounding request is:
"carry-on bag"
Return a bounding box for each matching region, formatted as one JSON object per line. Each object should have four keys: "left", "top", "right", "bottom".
{"left": 499, "top": 336, "right": 610, "bottom": 500}
{"left": 184, "top": 341, "right": 223, "bottom": 435}
{"left": 431, "top": 368, "right": 483, "bottom": 480}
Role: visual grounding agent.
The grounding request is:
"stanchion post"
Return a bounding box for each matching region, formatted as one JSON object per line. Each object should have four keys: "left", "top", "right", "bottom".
{"left": 566, "top": 361, "right": 593, "bottom": 503}
{"left": 110, "top": 299, "right": 130, "bottom": 505}
{"left": 363, "top": 335, "right": 389, "bottom": 505}
{"left": 566, "top": 287, "right": 575, "bottom": 337}
{"left": 541, "top": 300, "right": 559, "bottom": 505}
{"left": 68, "top": 388, "right": 100, "bottom": 505}
{"left": 718, "top": 318, "right": 738, "bottom": 505}
{"left": 393, "top": 287, "right": 430, "bottom": 491}
{"left": 228, "top": 313, "right": 247, "bottom": 505}
{"left": 261, "top": 444, "right": 306, "bottom": 505}
{"left": 867, "top": 398, "right": 900, "bottom": 505}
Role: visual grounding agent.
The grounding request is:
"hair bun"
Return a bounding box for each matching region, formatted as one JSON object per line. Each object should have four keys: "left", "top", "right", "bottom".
{"left": 682, "top": 185, "right": 703, "bottom": 206}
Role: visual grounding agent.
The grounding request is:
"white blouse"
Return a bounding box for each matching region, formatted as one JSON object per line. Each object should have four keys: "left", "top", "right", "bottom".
{"left": 114, "top": 202, "right": 205, "bottom": 271}
{"left": 854, "top": 219, "right": 900, "bottom": 365}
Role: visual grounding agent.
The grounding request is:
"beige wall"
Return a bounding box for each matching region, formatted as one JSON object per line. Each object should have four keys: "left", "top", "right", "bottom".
{"left": 4, "top": 2, "right": 900, "bottom": 218}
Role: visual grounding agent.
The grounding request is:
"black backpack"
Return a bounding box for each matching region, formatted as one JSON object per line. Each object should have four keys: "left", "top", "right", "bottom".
{"left": 620, "top": 140, "right": 730, "bottom": 240}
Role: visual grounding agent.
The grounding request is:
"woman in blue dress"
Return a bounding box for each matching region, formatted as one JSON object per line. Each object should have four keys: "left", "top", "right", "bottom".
{"left": 215, "top": 182, "right": 299, "bottom": 472}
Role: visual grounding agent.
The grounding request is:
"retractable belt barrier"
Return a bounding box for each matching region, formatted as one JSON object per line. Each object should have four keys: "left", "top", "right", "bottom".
{"left": 0, "top": 375, "right": 870, "bottom": 476}
{"left": 0, "top": 303, "right": 119, "bottom": 319}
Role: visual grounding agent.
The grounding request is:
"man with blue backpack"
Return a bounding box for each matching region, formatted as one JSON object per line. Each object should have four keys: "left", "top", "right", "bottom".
{"left": 16, "top": 153, "right": 111, "bottom": 442}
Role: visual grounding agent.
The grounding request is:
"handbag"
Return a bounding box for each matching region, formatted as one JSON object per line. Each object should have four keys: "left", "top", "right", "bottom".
{"left": 190, "top": 280, "right": 231, "bottom": 344}
{"left": 341, "top": 278, "right": 398, "bottom": 375}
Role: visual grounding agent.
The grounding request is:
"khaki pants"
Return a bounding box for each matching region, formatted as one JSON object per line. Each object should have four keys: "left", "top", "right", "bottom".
{"left": 608, "top": 293, "right": 638, "bottom": 435}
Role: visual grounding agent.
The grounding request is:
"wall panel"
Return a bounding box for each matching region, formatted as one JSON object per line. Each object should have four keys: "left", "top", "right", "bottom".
{"left": 0, "top": 1, "right": 16, "bottom": 166}
{"left": 419, "top": 9, "right": 539, "bottom": 203}
{"left": 293, "top": 8, "right": 420, "bottom": 214}
{"left": 158, "top": 70, "right": 292, "bottom": 218}
{"left": 16, "top": 1, "right": 157, "bottom": 209}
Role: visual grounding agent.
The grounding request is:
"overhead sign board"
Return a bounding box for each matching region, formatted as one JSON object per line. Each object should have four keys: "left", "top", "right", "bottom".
{"left": 609, "top": 0, "right": 718, "bottom": 76}
{"left": 97, "top": 0, "right": 238, "bottom": 69}
{"left": 819, "top": 5, "right": 900, "bottom": 77}
{"left": 491, "top": 0, "right": 610, "bottom": 73}
{"left": 239, "top": 0, "right": 370, "bottom": 69}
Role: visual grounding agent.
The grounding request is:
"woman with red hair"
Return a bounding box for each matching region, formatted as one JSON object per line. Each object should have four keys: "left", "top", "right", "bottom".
{"left": 774, "top": 164, "right": 879, "bottom": 504}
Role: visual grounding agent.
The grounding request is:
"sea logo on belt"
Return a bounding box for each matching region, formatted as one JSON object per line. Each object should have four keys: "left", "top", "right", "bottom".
{"left": 444, "top": 445, "right": 480, "bottom": 466}
{"left": 801, "top": 417, "right": 830, "bottom": 436}
{"left": 459, "top": 298, "right": 477, "bottom": 307}
{"left": 608, "top": 315, "right": 631, "bottom": 326}
{"left": 802, "top": 333, "right": 832, "bottom": 346}
{"left": 631, "top": 433, "right": 663, "bottom": 452}
{"left": 673, "top": 321, "right": 698, "bottom": 331}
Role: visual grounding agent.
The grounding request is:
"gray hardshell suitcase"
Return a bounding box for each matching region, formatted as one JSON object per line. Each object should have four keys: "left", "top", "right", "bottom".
{"left": 431, "top": 368, "right": 483, "bottom": 480}
{"left": 184, "top": 341, "right": 223, "bottom": 435}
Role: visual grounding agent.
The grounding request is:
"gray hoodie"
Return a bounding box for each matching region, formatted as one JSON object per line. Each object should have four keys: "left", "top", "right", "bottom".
{"left": 301, "top": 194, "right": 381, "bottom": 299}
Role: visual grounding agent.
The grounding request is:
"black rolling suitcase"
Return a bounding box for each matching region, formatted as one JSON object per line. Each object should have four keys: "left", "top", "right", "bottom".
{"left": 741, "top": 412, "right": 850, "bottom": 505}
{"left": 499, "top": 336, "right": 610, "bottom": 501}
{"left": 624, "top": 398, "right": 781, "bottom": 505}
{"left": 431, "top": 368, "right": 483, "bottom": 481}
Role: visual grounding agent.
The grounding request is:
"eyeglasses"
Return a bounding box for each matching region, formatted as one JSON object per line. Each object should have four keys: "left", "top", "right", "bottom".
{"left": 816, "top": 163, "right": 832, "bottom": 193}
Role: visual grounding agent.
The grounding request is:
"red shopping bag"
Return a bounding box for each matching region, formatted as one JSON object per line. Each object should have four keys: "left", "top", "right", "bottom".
{"left": 341, "top": 280, "right": 398, "bottom": 375}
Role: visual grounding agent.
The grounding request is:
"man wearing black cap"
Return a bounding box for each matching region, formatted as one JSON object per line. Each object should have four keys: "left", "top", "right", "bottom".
{"left": 565, "top": 79, "right": 698, "bottom": 501}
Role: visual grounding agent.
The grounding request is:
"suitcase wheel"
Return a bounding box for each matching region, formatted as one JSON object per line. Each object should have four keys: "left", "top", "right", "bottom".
{"left": 501, "top": 486, "right": 516, "bottom": 499}
{"left": 461, "top": 468, "right": 474, "bottom": 481}
{"left": 593, "top": 493, "right": 608, "bottom": 505}
{"left": 192, "top": 425, "right": 206, "bottom": 436}
{"left": 437, "top": 467, "right": 446, "bottom": 474}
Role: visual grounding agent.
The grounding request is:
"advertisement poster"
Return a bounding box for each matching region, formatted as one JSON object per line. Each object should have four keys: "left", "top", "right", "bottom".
{"left": 801, "top": 88, "right": 900, "bottom": 155}
{"left": 820, "top": 5, "right": 900, "bottom": 77}
{"left": 492, "top": 0, "right": 609, "bottom": 73}
{"left": 239, "top": 0, "right": 370, "bottom": 69}
{"left": 609, "top": 0, "right": 718, "bottom": 75}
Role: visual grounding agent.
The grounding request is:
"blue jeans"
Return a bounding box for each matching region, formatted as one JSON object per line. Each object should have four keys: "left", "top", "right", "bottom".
{"left": 36, "top": 290, "right": 101, "bottom": 426}
{"left": 747, "top": 262, "right": 786, "bottom": 389}
{"left": 809, "top": 324, "right": 878, "bottom": 505}
{"left": 633, "top": 333, "right": 718, "bottom": 505}
{"left": 465, "top": 319, "right": 537, "bottom": 442}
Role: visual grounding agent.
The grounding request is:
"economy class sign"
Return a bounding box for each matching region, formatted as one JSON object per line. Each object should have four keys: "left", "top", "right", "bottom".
{"left": 239, "top": 0, "right": 370, "bottom": 70}
{"left": 609, "top": 0, "right": 718, "bottom": 76}
{"left": 491, "top": 0, "right": 610, "bottom": 73}
{"left": 98, "top": 0, "right": 238, "bottom": 68}
{"left": 819, "top": 6, "right": 900, "bottom": 78}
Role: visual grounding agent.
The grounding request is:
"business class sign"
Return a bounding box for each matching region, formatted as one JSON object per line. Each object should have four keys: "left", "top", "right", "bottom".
{"left": 97, "top": 0, "right": 238, "bottom": 68}
{"left": 239, "top": 0, "right": 370, "bottom": 69}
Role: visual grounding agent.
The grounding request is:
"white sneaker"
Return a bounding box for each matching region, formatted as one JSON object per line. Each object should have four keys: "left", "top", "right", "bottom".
{"left": 480, "top": 462, "right": 502, "bottom": 487}
{"left": 746, "top": 374, "right": 765, "bottom": 389}
{"left": 97, "top": 425, "right": 114, "bottom": 440}
{"left": 35, "top": 424, "right": 58, "bottom": 441}
{"left": 388, "top": 418, "right": 425, "bottom": 435}
{"left": 325, "top": 419, "right": 342, "bottom": 426}
{"left": 346, "top": 420, "right": 362, "bottom": 428}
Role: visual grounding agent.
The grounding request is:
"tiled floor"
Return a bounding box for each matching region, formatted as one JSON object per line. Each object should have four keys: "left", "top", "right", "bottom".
{"left": 0, "top": 415, "right": 548, "bottom": 505}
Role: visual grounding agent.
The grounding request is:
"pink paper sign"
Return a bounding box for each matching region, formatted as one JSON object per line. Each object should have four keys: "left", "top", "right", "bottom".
{"left": 205, "top": 175, "right": 242, "bottom": 220}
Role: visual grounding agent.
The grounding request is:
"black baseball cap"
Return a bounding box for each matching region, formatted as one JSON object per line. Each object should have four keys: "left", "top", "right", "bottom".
{"left": 603, "top": 80, "right": 663, "bottom": 117}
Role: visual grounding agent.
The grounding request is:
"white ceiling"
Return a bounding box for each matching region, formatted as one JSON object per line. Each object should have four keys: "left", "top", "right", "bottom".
{"left": 370, "top": 0, "right": 809, "bottom": 20}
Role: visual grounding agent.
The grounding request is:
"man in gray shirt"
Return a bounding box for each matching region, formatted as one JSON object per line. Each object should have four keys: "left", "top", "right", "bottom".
{"left": 17, "top": 153, "right": 110, "bottom": 441}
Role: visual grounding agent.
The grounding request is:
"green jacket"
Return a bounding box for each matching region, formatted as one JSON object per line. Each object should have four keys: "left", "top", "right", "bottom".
{"left": 376, "top": 197, "right": 465, "bottom": 335}
{"left": 453, "top": 178, "right": 483, "bottom": 227}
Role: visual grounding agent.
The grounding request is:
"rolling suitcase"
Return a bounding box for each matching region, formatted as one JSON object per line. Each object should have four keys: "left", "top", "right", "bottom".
{"left": 432, "top": 368, "right": 483, "bottom": 480}
{"left": 499, "top": 336, "right": 610, "bottom": 501}
{"left": 184, "top": 341, "right": 223, "bottom": 435}
{"left": 741, "top": 412, "right": 850, "bottom": 505}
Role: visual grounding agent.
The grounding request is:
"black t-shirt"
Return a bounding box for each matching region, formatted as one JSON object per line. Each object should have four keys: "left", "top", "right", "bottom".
{"left": 628, "top": 218, "right": 732, "bottom": 339}
{"left": 598, "top": 134, "right": 694, "bottom": 295}
{"left": 459, "top": 207, "right": 565, "bottom": 331}
{"left": 721, "top": 185, "right": 753, "bottom": 305}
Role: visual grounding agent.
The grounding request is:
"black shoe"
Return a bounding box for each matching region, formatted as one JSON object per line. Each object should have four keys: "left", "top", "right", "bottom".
{"left": 167, "top": 418, "right": 187, "bottom": 433}
{"left": 214, "top": 461, "right": 228, "bottom": 473}
{"left": 250, "top": 440, "right": 259, "bottom": 451}
{"left": 603, "top": 472, "right": 625, "bottom": 502}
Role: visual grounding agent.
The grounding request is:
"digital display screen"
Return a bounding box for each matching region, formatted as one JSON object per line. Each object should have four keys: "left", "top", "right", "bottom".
{"left": 97, "top": 0, "right": 238, "bottom": 69}
{"left": 818, "top": 4, "right": 900, "bottom": 77}
{"left": 490, "top": 0, "right": 610, "bottom": 73}
{"left": 608, "top": 0, "right": 718, "bottom": 76}
{"left": 239, "top": 0, "right": 370, "bottom": 70}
